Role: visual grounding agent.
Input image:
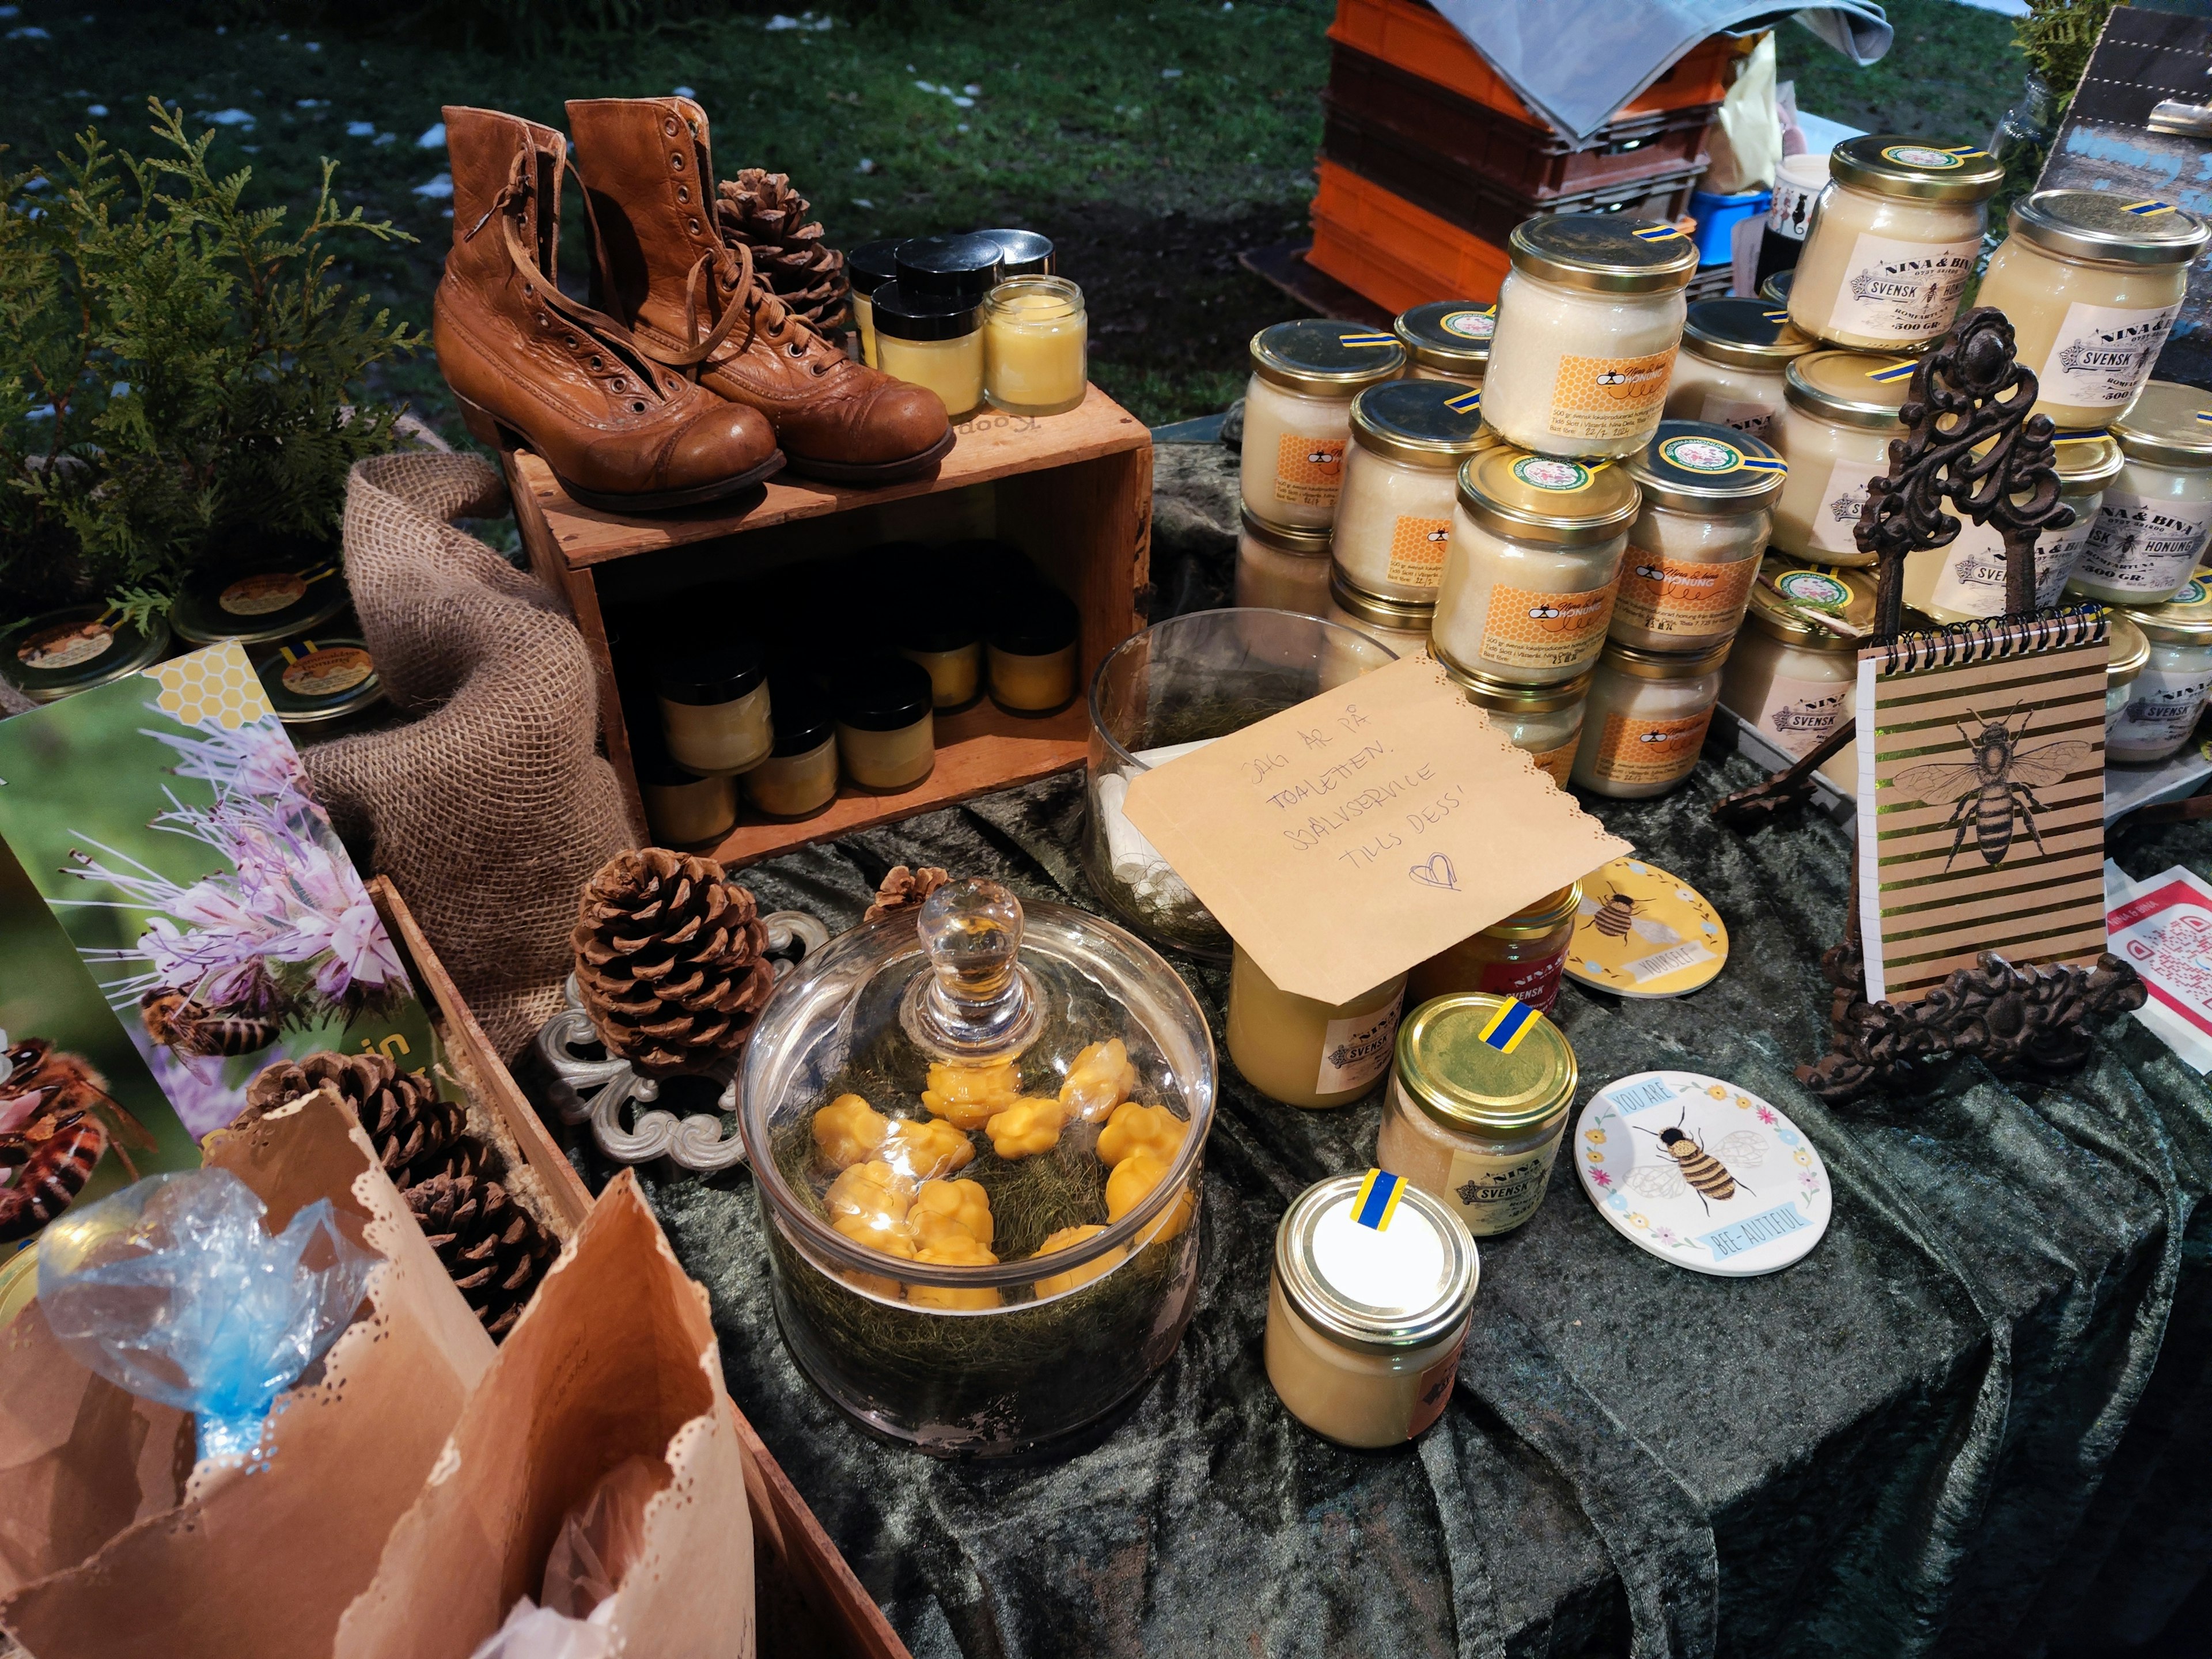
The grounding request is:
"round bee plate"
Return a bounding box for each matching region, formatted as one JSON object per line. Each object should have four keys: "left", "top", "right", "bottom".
{"left": 1575, "top": 1071, "right": 1831, "bottom": 1277}
{"left": 1561, "top": 857, "right": 1728, "bottom": 998}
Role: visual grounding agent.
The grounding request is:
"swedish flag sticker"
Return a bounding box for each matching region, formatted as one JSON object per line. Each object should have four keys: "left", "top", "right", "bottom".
{"left": 1478, "top": 997, "right": 1541, "bottom": 1054}
{"left": 1341, "top": 331, "right": 1397, "bottom": 347}
{"left": 1760, "top": 309, "right": 1791, "bottom": 323}
{"left": 1444, "top": 388, "right": 1483, "bottom": 414}
{"left": 1865, "top": 361, "right": 1917, "bottom": 384}
{"left": 1631, "top": 224, "right": 1688, "bottom": 242}
{"left": 2124, "top": 199, "right": 2178, "bottom": 217}
{"left": 1738, "top": 455, "right": 1788, "bottom": 474}
{"left": 1351, "top": 1168, "right": 1406, "bottom": 1232}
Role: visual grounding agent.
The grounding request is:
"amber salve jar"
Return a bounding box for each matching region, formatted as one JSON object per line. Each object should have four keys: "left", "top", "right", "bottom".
{"left": 1227, "top": 945, "right": 1407, "bottom": 1109}
{"left": 1406, "top": 883, "right": 1581, "bottom": 1013}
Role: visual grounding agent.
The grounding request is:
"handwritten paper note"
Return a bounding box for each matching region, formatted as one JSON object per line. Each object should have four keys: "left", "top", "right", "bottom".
{"left": 1122, "top": 654, "right": 1629, "bottom": 1004}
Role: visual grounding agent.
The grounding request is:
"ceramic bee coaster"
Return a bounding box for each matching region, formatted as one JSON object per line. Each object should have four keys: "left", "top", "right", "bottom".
{"left": 1562, "top": 857, "right": 1728, "bottom": 998}
{"left": 1574, "top": 1071, "right": 1831, "bottom": 1277}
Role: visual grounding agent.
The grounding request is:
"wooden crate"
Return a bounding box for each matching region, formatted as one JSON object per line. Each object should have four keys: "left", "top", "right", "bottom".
{"left": 505, "top": 387, "right": 1154, "bottom": 868}
{"left": 368, "top": 876, "right": 913, "bottom": 1659}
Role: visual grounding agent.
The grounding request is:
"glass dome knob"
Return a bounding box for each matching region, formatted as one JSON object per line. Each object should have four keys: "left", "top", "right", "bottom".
{"left": 900, "top": 877, "right": 1046, "bottom": 1060}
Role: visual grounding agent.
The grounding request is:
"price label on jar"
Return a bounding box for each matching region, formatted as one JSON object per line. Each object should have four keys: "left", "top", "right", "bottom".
{"left": 1825, "top": 233, "right": 1980, "bottom": 341}
{"left": 1386, "top": 516, "right": 1452, "bottom": 590}
{"left": 2081, "top": 494, "right": 2212, "bottom": 594}
{"left": 2036, "top": 301, "right": 2182, "bottom": 410}
{"left": 1613, "top": 550, "right": 1760, "bottom": 638}
{"left": 1543, "top": 349, "right": 1676, "bottom": 442}
{"left": 1587, "top": 709, "right": 1713, "bottom": 787}
{"left": 1273, "top": 434, "right": 1347, "bottom": 509}
{"left": 1478, "top": 582, "right": 1618, "bottom": 671}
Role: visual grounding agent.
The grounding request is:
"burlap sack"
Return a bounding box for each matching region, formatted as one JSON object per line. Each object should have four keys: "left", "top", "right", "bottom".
{"left": 304, "top": 451, "right": 638, "bottom": 1057}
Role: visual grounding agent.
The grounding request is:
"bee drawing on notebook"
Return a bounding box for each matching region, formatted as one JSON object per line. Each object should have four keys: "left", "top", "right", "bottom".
{"left": 1624, "top": 1107, "right": 1764, "bottom": 1215}
{"left": 1892, "top": 702, "right": 2094, "bottom": 870}
{"left": 1579, "top": 886, "right": 1681, "bottom": 946}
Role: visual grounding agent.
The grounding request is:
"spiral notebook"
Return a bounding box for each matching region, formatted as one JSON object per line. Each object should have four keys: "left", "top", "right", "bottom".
{"left": 1854, "top": 608, "right": 2111, "bottom": 1006}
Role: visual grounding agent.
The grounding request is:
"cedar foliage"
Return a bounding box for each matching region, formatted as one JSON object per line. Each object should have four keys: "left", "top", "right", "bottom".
{"left": 2013, "top": 0, "right": 2119, "bottom": 102}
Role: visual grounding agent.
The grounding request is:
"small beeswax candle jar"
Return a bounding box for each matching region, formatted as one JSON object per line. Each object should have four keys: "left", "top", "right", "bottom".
{"left": 1440, "top": 656, "right": 1590, "bottom": 787}
{"left": 1662, "top": 297, "right": 1816, "bottom": 442}
{"left": 983, "top": 276, "right": 1088, "bottom": 416}
{"left": 1266, "top": 1171, "right": 1479, "bottom": 1448}
{"left": 1236, "top": 507, "right": 1335, "bottom": 615}
{"left": 988, "top": 586, "right": 1080, "bottom": 715}
{"left": 1770, "top": 351, "right": 1914, "bottom": 565}
{"left": 1905, "top": 432, "right": 2123, "bottom": 622}
{"left": 638, "top": 752, "right": 738, "bottom": 847}
{"left": 1611, "top": 422, "right": 1785, "bottom": 651}
{"left": 1325, "top": 569, "right": 1432, "bottom": 658}
{"left": 1786, "top": 137, "right": 2001, "bottom": 350}
{"left": 975, "top": 228, "right": 1055, "bottom": 277}
{"left": 2106, "top": 611, "right": 2150, "bottom": 745}
{"left": 1393, "top": 300, "right": 1494, "bottom": 388}
{"left": 656, "top": 639, "right": 771, "bottom": 776}
{"left": 871, "top": 281, "right": 983, "bottom": 422}
{"left": 897, "top": 604, "right": 984, "bottom": 710}
{"left": 1719, "top": 565, "right": 1868, "bottom": 760}
{"left": 1240, "top": 320, "right": 1407, "bottom": 530}
{"left": 1376, "top": 993, "right": 1578, "bottom": 1236}
{"left": 743, "top": 688, "right": 839, "bottom": 819}
{"left": 1571, "top": 638, "right": 1730, "bottom": 799}
{"left": 2070, "top": 383, "right": 2212, "bottom": 605}
{"left": 2109, "top": 573, "right": 2212, "bottom": 762}
{"left": 1431, "top": 448, "right": 1641, "bottom": 686}
{"left": 1227, "top": 944, "right": 1407, "bottom": 1109}
{"left": 1481, "top": 214, "right": 1696, "bottom": 460}
{"left": 847, "top": 239, "right": 900, "bottom": 369}
{"left": 1974, "top": 190, "right": 2208, "bottom": 429}
{"left": 835, "top": 658, "right": 935, "bottom": 792}
{"left": 1332, "top": 380, "right": 1490, "bottom": 604}
{"left": 1405, "top": 887, "right": 1582, "bottom": 1014}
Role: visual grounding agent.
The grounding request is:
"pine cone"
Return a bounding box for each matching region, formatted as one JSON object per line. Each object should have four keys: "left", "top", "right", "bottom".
{"left": 405, "top": 1173, "right": 558, "bottom": 1341}
{"left": 866, "top": 865, "right": 950, "bottom": 923}
{"left": 238, "top": 1051, "right": 490, "bottom": 1191}
{"left": 572, "top": 848, "right": 775, "bottom": 1077}
{"left": 716, "top": 168, "right": 848, "bottom": 334}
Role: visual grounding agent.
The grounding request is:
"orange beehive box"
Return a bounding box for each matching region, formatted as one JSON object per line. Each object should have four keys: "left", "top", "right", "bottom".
{"left": 1308, "top": 160, "right": 1512, "bottom": 312}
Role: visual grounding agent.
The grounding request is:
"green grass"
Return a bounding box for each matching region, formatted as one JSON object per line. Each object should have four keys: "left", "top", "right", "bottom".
{"left": 1775, "top": 0, "right": 2028, "bottom": 143}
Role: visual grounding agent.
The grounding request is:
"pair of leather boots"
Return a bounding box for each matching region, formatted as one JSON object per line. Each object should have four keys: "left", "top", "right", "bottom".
{"left": 435, "top": 100, "right": 951, "bottom": 512}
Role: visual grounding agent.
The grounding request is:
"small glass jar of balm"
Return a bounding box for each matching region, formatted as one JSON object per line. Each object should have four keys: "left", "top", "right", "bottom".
{"left": 1571, "top": 638, "right": 1729, "bottom": 798}
{"left": 1325, "top": 568, "right": 1433, "bottom": 658}
{"left": 870, "top": 283, "right": 984, "bottom": 422}
{"left": 1266, "top": 1172, "right": 1479, "bottom": 1448}
{"left": 1393, "top": 300, "right": 1494, "bottom": 387}
{"left": 1404, "top": 885, "right": 1582, "bottom": 1013}
{"left": 1662, "top": 297, "right": 1817, "bottom": 442}
{"left": 2105, "top": 611, "right": 2150, "bottom": 746}
{"left": 638, "top": 751, "right": 738, "bottom": 847}
{"left": 1482, "top": 214, "right": 1697, "bottom": 460}
{"left": 1236, "top": 506, "right": 1335, "bottom": 615}
{"left": 1719, "top": 563, "right": 1870, "bottom": 759}
{"left": 1760, "top": 268, "right": 1793, "bottom": 306}
{"left": 983, "top": 276, "right": 1088, "bottom": 416}
{"left": 975, "top": 228, "right": 1055, "bottom": 277}
{"left": 1439, "top": 656, "right": 1590, "bottom": 788}
{"left": 2071, "top": 382, "right": 2212, "bottom": 605}
{"left": 656, "top": 640, "right": 771, "bottom": 776}
{"left": 847, "top": 239, "right": 900, "bottom": 369}
{"left": 835, "top": 658, "right": 936, "bottom": 792}
{"left": 1611, "top": 421, "right": 1786, "bottom": 651}
{"left": 989, "top": 585, "right": 1080, "bottom": 715}
{"left": 1377, "top": 993, "right": 1578, "bottom": 1237}
{"left": 744, "top": 689, "right": 840, "bottom": 819}
{"left": 1786, "top": 136, "right": 2003, "bottom": 350}
{"left": 1432, "top": 447, "right": 1641, "bottom": 687}
{"left": 2110, "top": 572, "right": 2212, "bottom": 762}
{"left": 1771, "top": 350, "right": 1915, "bottom": 565}
{"left": 897, "top": 604, "right": 983, "bottom": 710}
{"left": 1904, "top": 431, "right": 2124, "bottom": 622}
{"left": 1241, "top": 319, "right": 1408, "bottom": 529}
{"left": 1228, "top": 944, "right": 1407, "bottom": 1109}
{"left": 1975, "top": 190, "right": 2209, "bottom": 428}
{"left": 896, "top": 231, "right": 1004, "bottom": 301}
{"left": 1332, "top": 380, "right": 1490, "bottom": 604}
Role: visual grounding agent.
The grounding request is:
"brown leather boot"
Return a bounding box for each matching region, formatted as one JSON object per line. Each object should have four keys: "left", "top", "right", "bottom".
{"left": 566, "top": 96, "right": 955, "bottom": 486}
{"left": 433, "top": 106, "right": 783, "bottom": 513}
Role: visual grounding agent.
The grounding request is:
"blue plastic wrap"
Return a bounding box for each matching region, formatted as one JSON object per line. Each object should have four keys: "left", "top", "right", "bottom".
{"left": 37, "top": 1168, "right": 380, "bottom": 1461}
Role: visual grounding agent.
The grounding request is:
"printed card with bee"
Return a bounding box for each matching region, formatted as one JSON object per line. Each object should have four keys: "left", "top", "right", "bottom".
{"left": 1562, "top": 856, "right": 1730, "bottom": 999}
{"left": 1576, "top": 1070, "right": 1831, "bottom": 1277}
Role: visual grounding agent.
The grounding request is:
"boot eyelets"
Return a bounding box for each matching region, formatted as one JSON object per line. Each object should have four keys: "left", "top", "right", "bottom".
{"left": 523, "top": 282, "right": 535, "bottom": 297}
{"left": 590, "top": 355, "right": 604, "bottom": 370}
{"left": 787, "top": 340, "right": 807, "bottom": 358}
{"left": 687, "top": 217, "right": 702, "bottom": 234}
{"left": 632, "top": 401, "right": 647, "bottom": 412}
{"left": 611, "top": 376, "right": 628, "bottom": 391}
{"left": 676, "top": 184, "right": 690, "bottom": 203}
{"left": 671, "top": 153, "right": 686, "bottom": 171}
{"left": 662, "top": 117, "right": 680, "bottom": 136}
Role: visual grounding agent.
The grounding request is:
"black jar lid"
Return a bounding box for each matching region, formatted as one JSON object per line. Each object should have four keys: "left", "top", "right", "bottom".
{"left": 656, "top": 638, "right": 767, "bottom": 706}
{"left": 870, "top": 280, "right": 979, "bottom": 343}
{"left": 849, "top": 238, "right": 902, "bottom": 297}
{"left": 895, "top": 233, "right": 1005, "bottom": 301}
{"left": 256, "top": 634, "right": 384, "bottom": 725}
{"left": 171, "top": 554, "right": 349, "bottom": 646}
{"left": 0, "top": 605, "right": 172, "bottom": 703}
{"left": 976, "top": 228, "right": 1055, "bottom": 277}
{"left": 896, "top": 594, "right": 982, "bottom": 656}
{"left": 991, "top": 585, "right": 1078, "bottom": 656}
{"left": 634, "top": 747, "right": 713, "bottom": 789}
{"left": 768, "top": 679, "right": 837, "bottom": 753}
{"left": 835, "top": 656, "right": 934, "bottom": 732}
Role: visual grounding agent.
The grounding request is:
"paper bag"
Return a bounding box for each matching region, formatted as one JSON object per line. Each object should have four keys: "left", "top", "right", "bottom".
{"left": 336, "top": 1172, "right": 755, "bottom": 1659}
{"left": 0, "top": 1092, "right": 496, "bottom": 1658}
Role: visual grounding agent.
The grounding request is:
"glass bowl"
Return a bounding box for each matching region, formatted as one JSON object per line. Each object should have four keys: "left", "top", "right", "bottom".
{"left": 739, "top": 878, "right": 1217, "bottom": 1458}
{"left": 1084, "top": 608, "right": 1401, "bottom": 957}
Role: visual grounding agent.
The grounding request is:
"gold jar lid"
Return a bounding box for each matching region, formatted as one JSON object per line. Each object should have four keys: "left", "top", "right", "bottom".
{"left": 1329, "top": 567, "right": 1434, "bottom": 637}
{"left": 1747, "top": 560, "right": 1876, "bottom": 648}
{"left": 1759, "top": 268, "right": 1793, "bottom": 305}
{"left": 1827, "top": 135, "right": 2004, "bottom": 202}
{"left": 1599, "top": 638, "right": 1732, "bottom": 679}
{"left": 1396, "top": 992, "right": 1577, "bottom": 1136}
{"left": 1249, "top": 319, "right": 1406, "bottom": 396}
{"left": 1441, "top": 656, "right": 1594, "bottom": 714}
{"left": 1506, "top": 214, "right": 1698, "bottom": 296}
{"left": 2108, "top": 612, "right": 2150, "bottom": 684}
{"left": 1482, "top": 881, "right": 1584, "bottom": 941}
{"left": 2118, "top": 569, "right": 2212, "bottom": 643}
{"left": 1274, "top": 1172, "right": 1479, "bottom": 1355}
{"left": 1457, "top": 448, "right": 1642, "bottom": 546}
{"left": 1394, "top": 300, "right": 1495, "bottom": 374}
{"left": 2111, "top": 381, "right": 2212, "bottom": 470}
{"left": 1681, "top": 297, "right": 1817, "bottom": 372}
{"left": 2008, "top": 189, "right": 2211, "bottom": 267}
{"left": 1629, "top": 422, "right": 1789, "bottom": 512}
{"left": 1350, "top": 379, "right": 1488, "bottom": 468}
{"left": 1240, "top": 503, "right": 1333, "bottom": 556}
{"left": 2048, "top": 430, "right": 2127, "bottom": 492}
{"left": 1785, "top": 351, "right": 1916, "bottom": 430}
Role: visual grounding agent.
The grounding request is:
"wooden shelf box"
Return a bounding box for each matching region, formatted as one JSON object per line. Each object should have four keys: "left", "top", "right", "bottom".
{"left": 503, "top": 387, "right": 1154, "bottom": 868}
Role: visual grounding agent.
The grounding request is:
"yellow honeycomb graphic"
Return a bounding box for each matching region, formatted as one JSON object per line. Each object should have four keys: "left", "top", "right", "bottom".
{"left": 143, "top": 644, "right": 271, "bottom": 730}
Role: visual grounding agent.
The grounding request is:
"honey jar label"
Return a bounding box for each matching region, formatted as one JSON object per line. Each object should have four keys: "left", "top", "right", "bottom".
{"left": 1930, "top": 522, "right": 2092, "bottom": 615}
{"left": 1753, "top": 673, "right": 1852, "bottom": 759}
{"left": 1478, "top": 581, "right": 1617, "bottom": 670}
{"left": 1274, "top": 434, "right": 1347, "bottom": 507}
{"left": 1315, "top": 991, "right": 1404, "bottom": 1096}
{"left": 1385, "top": 516, "right": 1451, "bottom": 588}
{"left": 2036, "top": 299, "right": 2181, "bottom": 409}
{"left": 1692, "top": 391, "right": 1778, "bottom": 441}
{"left": 1477, "top": 948, "right": 1567, "bottom": 1012}
{"left": 1443, "top": 1137, "right": 1562, "bottom": 1236}
{"left": 2081, "top": 493, "right": 2212, "bottom": 593}
{"left": 1545, "top": 349, "right": 1676, "bottom": 441}
{"left": 1532, "top": 736, "right": 1578, "bottom": 790}
{"left": 280, "top": 645, "right": 373, "bottom": 698}
{"left": 2112, "top": 665, "right": 2212, "bottom": 747}
{"left": 18, "top": 619, "right": 113, "bottom": 670}
{"left": 1613, "top": 549, "right": 1759, "bottom": 635}
{"left": 1592, "top": 708, "right": 1713, "bottom": 786}
{"left": 220, "top": 571, "right": 309, "bottom": 615}
{"left": 1406, "top": 1334, "right": 1465, "bottom": 1438}
{"left": 1824, "top": 232, "right": 1980, "bottom": 340}
{"left": 1806, "top": 457, "right": 1887, "bottom": 552}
